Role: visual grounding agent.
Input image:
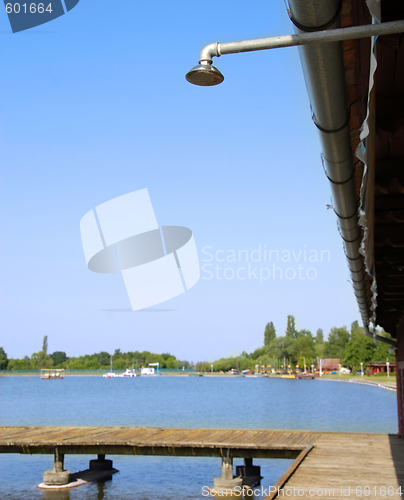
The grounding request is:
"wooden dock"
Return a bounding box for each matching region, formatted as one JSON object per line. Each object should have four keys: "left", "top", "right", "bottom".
{"left": 0, "top": 426, "right": 403, "bottom": 498}
{"left": 0, "top": 426, "right": 316, "bottom": 458}
{"left": 268, "top": 432, "right": 404, "bottom": 499}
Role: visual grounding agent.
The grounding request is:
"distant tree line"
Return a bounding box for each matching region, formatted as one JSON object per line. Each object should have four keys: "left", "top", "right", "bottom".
{"left": 0, "top": 317, "right": 393, "bottom": 374}
{"left": 0, "top": 337, "right": 192, "bottom": 371}
{"left": 194, "top": 316, "right": 393, "bottom": 373}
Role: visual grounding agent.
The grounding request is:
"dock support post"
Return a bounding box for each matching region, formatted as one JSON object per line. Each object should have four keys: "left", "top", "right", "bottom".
{"left": 212, "top": 452, "right": 243, "bottom": 493}
{"left": 396, "top": 327, "right": 404, "bottom": 437}
{"left": 236, "top": 458, "right": 262, "bottom": 487}
{"left": 89, "top": 454, "right": 114, "bottom": 471}
{"left": 221, "top": 455, "right": 234, "bottom": 481}
{"left": 43, "top": 447, "right": 71, "bottom": 486}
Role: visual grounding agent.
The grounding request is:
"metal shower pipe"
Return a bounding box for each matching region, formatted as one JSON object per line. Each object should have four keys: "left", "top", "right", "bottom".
{"left": 186, "top": 6, "right": 404, "bottom": 328}
{"left": 197, "top": 20, "right": 404, "bottom": 63}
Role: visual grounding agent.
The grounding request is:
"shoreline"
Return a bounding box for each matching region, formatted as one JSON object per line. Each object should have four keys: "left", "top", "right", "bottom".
{"left": 318, "top": 376, "right": 396, "bottom": 391}
{"left": 0, "top": 372, "right": 397, "bottom": 390}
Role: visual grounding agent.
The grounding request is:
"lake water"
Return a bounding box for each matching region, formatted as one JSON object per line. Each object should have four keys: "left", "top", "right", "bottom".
{"left": 0, "top": 376, "right": 398, "bottom": 499}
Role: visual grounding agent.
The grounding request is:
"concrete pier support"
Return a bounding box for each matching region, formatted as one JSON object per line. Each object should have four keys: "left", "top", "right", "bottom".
{"left": 89, "top": 454, "right": 114, "bottom": 471}
{"left": 43, "top": 448, "right": 71, "bottom": 486}
{"left": 212, "top": 455, "right": 243, "bottom": 491}
{"left": 236, "top": 458, "right": 262, "bottom": 487}
{"left": 39, "top": 453, "right": 118, "bottom": 490}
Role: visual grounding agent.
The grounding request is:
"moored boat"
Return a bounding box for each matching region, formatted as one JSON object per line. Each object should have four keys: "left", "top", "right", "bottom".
{"left": 295, "top": 372, "right": 319, "bottom": 379}
{"left": 118, "top": 369, "right": 137, "bottom": 378}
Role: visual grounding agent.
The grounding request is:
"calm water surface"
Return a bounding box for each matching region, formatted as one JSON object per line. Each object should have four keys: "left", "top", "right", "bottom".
{"left": 0, "top": 376, "right": 397, "bottom": 499}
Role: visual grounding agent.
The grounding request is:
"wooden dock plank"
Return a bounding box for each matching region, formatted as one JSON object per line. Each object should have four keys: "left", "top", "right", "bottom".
{"left": 0, "top": 426, "right": 315, "bottom": 458}
{"left": 0, "top": 426, "right": 328, "bottom": 451}
{"left": 276, "top": 432, "right": 404, "bottom": 500}
{"left": 1, "top": 425, "right": 403, "bottom": 496}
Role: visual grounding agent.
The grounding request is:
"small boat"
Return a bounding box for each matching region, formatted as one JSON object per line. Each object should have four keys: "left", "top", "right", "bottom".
{"left": 118, "top": 369, "right": 137, "bottom": 378}
{"left": 41, "top": 369, "right": 65, "bottom": 380}
{"left": 295, "top": 372, "right": 319, "bottom": 379}
{"left": 102, "top": 372, "right": 119, "bottom": 378}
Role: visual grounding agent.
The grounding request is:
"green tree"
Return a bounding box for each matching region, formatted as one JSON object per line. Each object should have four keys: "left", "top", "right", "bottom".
{"left": 316, "top": 329, "right": 324, "bottom": 344}
{"left": 285, "top": 315, "right": 297, "bottom": 339}
{"left": 31, "top": 351, "right": 53, "bottom": 369}
{"left": 323, "top": 327, "right": 350, "bottom": 359}
{"left": 82, "top": 354, "right": 100, "bottom": 369}
{"left": 265, "top": 336, "right": 292, "bottom": 362}
{"left": 343, "top": 332, "right": 374, "bottom": 369}
{"left": 144, "top": 353, "right": 165, "bottom": 368}
{"left": 31, "top": 336, "right": 53, "bottom": 368}
{"left": 372, "top": 329, "right": 393, "bottom": 362}
{"left": 174, "top": 359, "right": 192, "bottom": 369}
{"left": 290, "top": 330, "right": 316, "bottom": 365}
{"left": 42, "top": 336, "right": 48, "bottom": 355}
{"left": 68, "top": 358, "right": 84, "bottom": 369}
{"left": 98, "top": 351, "right": 111, "bottom": 367}
{"left": 264, "top": 322, "right": 276, "bottom": 345}
{"left": 350, "top": 321, "right": 363, "bottom": 338}
{"left": 195, "top": 361, "right": 212, "bottom": 372}
{"left": 250, "top": 346, "right": 266, "bottom": 359}
{"left": 160, "top": 353, "right": 178, "bottom": 369}
{"left": 7, "top": 356, "right": 31, "bottom": 370}
{"left": 315, "top": 328, "right": 325, "bottom": 358}
{"left": 113, "top": 357, "right": 127, "bottom": 369}
{"left": 0, "top": 347, "right": 8, "bottom": 370}
{"left": 213, "top": 356, "right": 254, "bottom": 372}
{"left": 50, "top": 351, "right": 66, "bottom": 367}
{"left": 140, "top": 351, "right": 151, "bottom": 364}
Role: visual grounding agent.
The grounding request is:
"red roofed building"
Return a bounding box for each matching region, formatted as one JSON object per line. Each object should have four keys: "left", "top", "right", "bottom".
{"left": 316, "top": 359, "right": 341, "bottom": 374}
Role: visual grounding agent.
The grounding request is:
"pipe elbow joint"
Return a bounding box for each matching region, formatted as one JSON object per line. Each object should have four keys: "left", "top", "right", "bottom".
{"left": 199, "top": 42, "right": 221, "bottom": 64}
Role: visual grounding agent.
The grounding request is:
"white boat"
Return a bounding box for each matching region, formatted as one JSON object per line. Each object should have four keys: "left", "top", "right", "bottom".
{"left": 102, "top": 372, "right": 119, "bottom": 378}
{"left": 118, "top": 369, "right": 137, "bottom": 378}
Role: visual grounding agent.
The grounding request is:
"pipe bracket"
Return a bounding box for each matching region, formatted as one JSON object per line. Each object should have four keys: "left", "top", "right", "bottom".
{"left": 345, "top": 254, "right": 363, "bottom": 261}
{"left": 288, "top": 1, "right": 342, "bottom": 33}
{"left": 314, "top": 100, "right": 357, "bottom": 135}
{"left": 322, "top": 163, "right": 355, "bottom": 185}
{"left": 334, "top": 208, "right": 358, "bottom": 220}
{"left": 313, "top": 111, "right": 350, "bottom": 135}
{"left": 339, "top": 232, "right": 361, "bottom": 244}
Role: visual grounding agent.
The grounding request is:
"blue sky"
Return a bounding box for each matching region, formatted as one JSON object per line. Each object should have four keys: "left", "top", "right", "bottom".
{"left": 0, "top": 0, "right": 361, "bottom": 361}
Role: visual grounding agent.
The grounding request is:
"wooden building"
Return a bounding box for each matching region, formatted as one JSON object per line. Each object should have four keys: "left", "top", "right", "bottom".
{"left": 316, "top": 359, "right": 340, "bottom": 374}
{"left": 368, "top": 361, "right": 396, "bottom": 375}
{"left": 337, "top": 0, "right": 404, "bottom": 434}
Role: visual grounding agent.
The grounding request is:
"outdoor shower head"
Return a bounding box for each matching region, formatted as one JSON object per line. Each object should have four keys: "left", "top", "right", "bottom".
{"left": 185, "top": 62, "right": 224, "bottom": 86}
{"left": 186, "top": 21, "right": 404, "bottom": 87}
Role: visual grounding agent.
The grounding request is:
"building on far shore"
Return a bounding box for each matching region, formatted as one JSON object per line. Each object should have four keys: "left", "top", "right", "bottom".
{"left": 368, "top": 362, "right": 395, "bottom": 375}
{"left": 141, "top": 367, "right": 155, "bottom": 376}
{"left": 316, "top": 359, "right": 340, "bottom": 374}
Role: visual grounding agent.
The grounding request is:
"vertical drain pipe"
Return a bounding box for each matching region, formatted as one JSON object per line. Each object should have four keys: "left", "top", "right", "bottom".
{"left": 286, "top": 0, "right": 369, "bottom": 325}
